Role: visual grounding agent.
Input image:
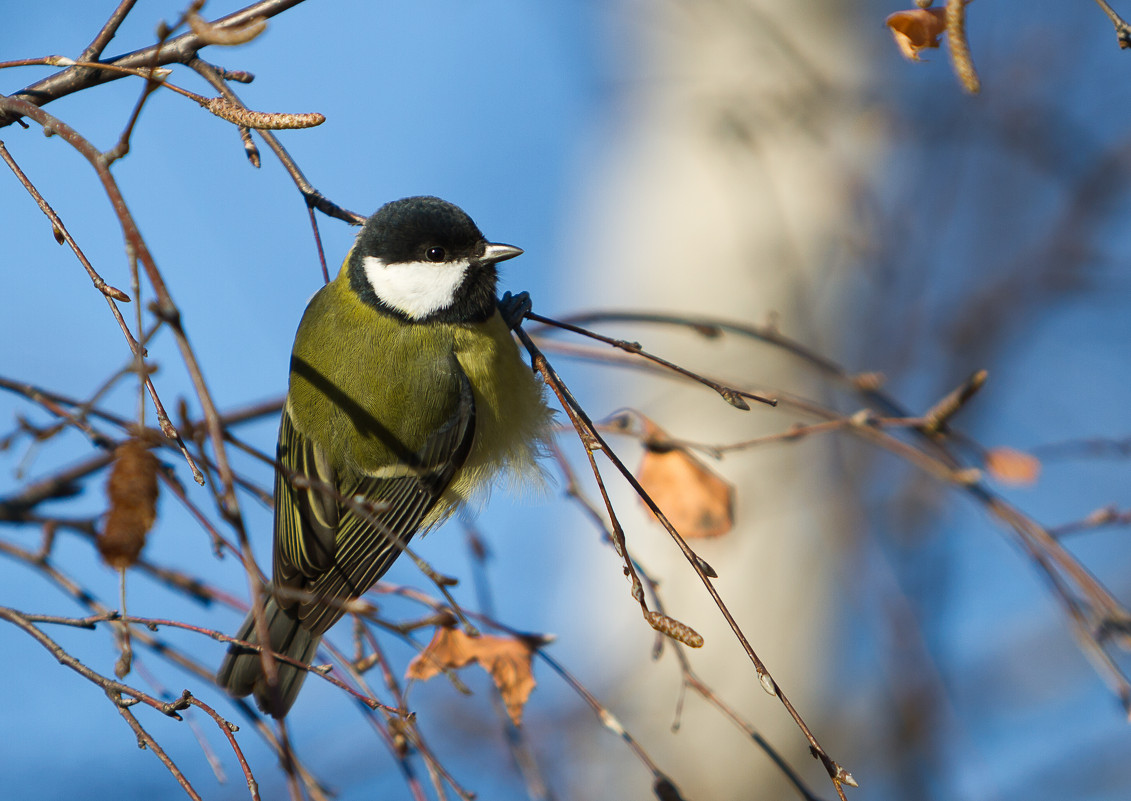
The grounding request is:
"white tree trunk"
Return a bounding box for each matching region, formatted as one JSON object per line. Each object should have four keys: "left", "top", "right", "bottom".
{"left": 562, "top": 2, "right": 875, "bottom": 797}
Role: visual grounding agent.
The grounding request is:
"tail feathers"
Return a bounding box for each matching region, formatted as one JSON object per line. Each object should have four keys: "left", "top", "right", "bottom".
{"left": 217, "top": 596, "right": 319, "bottom": 718}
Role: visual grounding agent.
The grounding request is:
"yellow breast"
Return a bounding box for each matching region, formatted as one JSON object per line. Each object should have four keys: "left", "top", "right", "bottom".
{"left": 439, "top": 310, "right": 553, "bottom": 515}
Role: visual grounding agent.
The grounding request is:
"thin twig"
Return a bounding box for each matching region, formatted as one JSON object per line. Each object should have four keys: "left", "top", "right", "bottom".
{"left": 0, "top": 0, "right": 310, "bottom": 128}
{"left": 0, "top": 128, "right": 204, "bottom": 483}
{"left": 186, "top": 693, "right": 261, "bottom": 801}
{"left": 548, "top": 309, "right": 1131, "bottom": 707}
{"left": 1093, "top": 0, "right": 1131, "bottom": 48}
{"left": 528, "top": 311, "right": 774, "bottom": 410}
{"left": 112, "top": 697, "right": 204, "bottom": 801}
{"left": 77, "top": 0, "right": 140, "bottom": 62}
{"left": 188, "top": 58, "right": 365, "bottom": 226}
{"left": 513, "top": 320, "right": 855, "bottom": 796}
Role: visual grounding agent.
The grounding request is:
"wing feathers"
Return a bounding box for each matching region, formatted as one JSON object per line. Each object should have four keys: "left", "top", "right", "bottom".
{"left": 274, "top": 366, "right": 476, "bottom": 637}
{"left": 274, "top": 409, "right": 338, "bottom": 589}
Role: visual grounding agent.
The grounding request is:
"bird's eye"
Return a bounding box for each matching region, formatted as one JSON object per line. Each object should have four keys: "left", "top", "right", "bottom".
{"left": 425, "top": 247, "right": 446, "bottom": 262}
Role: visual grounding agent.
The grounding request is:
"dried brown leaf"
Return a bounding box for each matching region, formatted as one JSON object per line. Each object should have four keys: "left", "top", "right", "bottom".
{"left": 407, "top": 628, "right": 537, "bottom": 725}
{"left": 885, "top": 8, "right": 947, "bottom": 61}
{"left": 985, "top": 446, "right": 1041, "bottom": 486}
{"left": 98, "top": 439, "right": 160, "bottom": 568}
{"left": 637, "top": 418, "right": 733, "bottom": 538}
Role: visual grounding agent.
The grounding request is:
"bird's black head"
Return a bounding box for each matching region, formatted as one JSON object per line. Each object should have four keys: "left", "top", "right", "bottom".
{"left": 348, "top": 196, "right": 522, "bottom": 324}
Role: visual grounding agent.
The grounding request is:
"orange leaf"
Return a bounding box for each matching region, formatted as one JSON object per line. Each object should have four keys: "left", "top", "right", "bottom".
{"left": 636, "top": 419, "right": 733, "bottom": 538}
{"left": 407, "top": 628, "right": 537, "bottom": 726}
{"left": 984, "top": 447, "right": 1041, "bottom": 486}
{"left": 98, "top": 439, "right": 160, "bottom": 569}
{"left": 885, "top": 8, "right": 947, "bottom": 62}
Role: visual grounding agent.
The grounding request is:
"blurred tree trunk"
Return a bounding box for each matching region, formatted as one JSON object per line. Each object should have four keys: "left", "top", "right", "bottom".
{"left": 565, "top": 2, "right": 876, "bottom": 797}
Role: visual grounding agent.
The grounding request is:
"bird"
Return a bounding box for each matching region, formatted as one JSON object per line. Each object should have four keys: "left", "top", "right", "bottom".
{"left": 217, "top": 196, "right": 552, "bottom": 717}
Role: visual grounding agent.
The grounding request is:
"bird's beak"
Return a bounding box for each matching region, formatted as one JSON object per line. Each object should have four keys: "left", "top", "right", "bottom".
{"left": 482, "top": 242, "right": 524, "bottom": 264}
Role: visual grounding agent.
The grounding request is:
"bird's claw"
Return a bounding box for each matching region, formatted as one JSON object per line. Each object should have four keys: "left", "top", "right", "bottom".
{"left": 499, "top": 291, "right": 532, "bottom": 331}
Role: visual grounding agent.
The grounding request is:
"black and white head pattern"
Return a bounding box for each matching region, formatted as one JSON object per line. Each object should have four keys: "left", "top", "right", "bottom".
{"left": 348, "top": 196, "right": 521, "bottom": 324}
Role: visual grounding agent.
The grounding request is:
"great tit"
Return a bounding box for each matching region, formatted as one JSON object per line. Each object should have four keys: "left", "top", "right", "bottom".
{"left": 217, "top": 196, "right": 552, "bottom": 717}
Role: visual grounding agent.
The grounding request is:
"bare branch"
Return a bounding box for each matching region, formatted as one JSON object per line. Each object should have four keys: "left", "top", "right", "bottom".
{"left": 0, "top": 0, "right": 309, "bottom": 128}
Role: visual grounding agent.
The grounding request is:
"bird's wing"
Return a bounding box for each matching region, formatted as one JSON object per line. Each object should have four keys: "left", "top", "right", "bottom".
{"left": 273, "top": 405, "right": 340, "bottom": 588}
{"left": 273, "top": 367, "right": 476, "bottom": 637}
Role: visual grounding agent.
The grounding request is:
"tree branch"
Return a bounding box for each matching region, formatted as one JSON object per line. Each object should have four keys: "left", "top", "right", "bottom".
{"left": 1, "top": 0, "right": 309, "bottom": 128}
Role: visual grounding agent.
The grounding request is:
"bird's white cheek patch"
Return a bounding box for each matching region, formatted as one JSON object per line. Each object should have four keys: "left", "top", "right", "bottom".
{"left": 362, "top": 256, "right": 469, "bottom": 319}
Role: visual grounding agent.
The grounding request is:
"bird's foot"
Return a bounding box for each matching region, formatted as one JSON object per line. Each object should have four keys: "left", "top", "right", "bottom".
{"left": 498, "top": 291, "right": 532, "bottom": 331}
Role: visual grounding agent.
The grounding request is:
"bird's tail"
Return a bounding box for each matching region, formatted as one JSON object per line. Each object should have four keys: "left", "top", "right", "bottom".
{"left": 216, "top": 595, "right": 319, "bottom": 718}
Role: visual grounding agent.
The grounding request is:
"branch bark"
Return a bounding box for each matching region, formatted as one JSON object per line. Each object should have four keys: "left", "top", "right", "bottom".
{"left": 0, "top": 0, "right": 308, "bottom": 128}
